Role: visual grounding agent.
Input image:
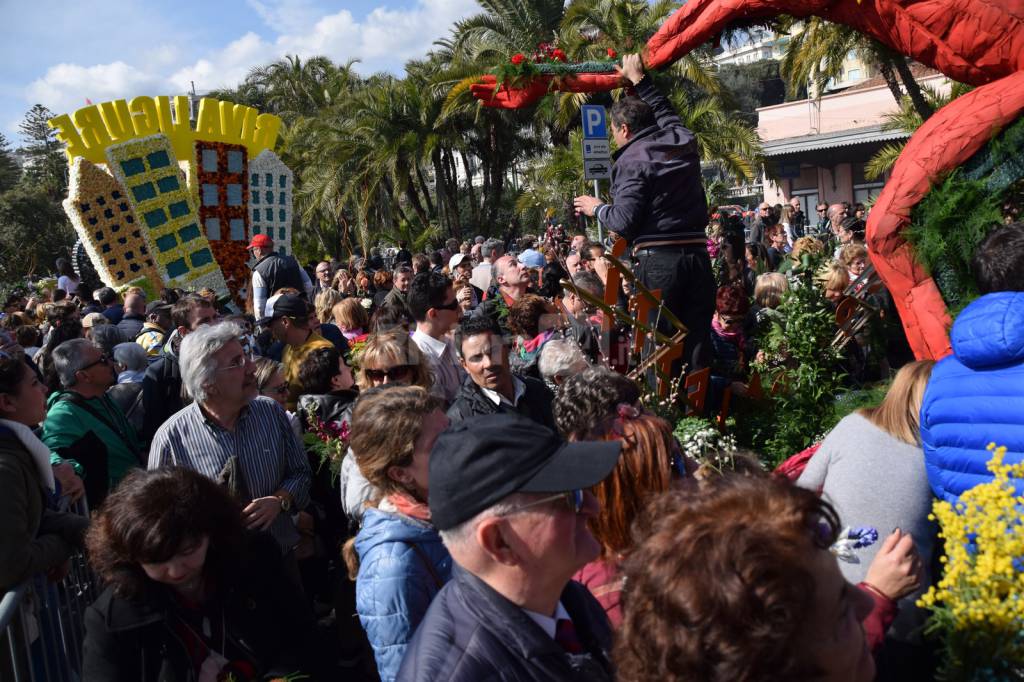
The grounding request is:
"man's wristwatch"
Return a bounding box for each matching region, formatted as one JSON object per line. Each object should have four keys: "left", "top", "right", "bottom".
{"left": 274, "top": 494, "right": 292, "bottom": 512}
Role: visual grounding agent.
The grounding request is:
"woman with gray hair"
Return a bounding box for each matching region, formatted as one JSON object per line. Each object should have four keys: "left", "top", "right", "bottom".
{"left": 107, "top": 342, "right": 149, "bottom": 437}
{"left": 148, "top": 322, "right": 312, "bottom": 557}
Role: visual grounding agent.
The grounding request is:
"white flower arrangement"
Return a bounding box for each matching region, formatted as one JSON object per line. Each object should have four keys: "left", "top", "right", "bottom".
{"left": 673, "top": 416, "right": 738, "bottom": 472}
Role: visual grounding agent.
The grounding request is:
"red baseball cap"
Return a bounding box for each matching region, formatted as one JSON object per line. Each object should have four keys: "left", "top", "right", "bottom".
{"left": 246, "top": 233, "right": 273, "bottom": 250}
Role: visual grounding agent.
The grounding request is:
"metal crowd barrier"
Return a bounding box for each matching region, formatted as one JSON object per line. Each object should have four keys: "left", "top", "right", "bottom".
{"left": 0, "top": 498, "right": 97, "bottom": 682}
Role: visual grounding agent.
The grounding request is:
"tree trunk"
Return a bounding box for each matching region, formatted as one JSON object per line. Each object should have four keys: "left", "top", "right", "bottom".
{"left": 442, "top": 148, "right": 462, "bottom": 239}
{"left": 892, "top": 58, "right": 933, "bottom": 120}
{"left": 876, "top": 59, "right": 905, "bottom": 107}
{"left": 404, "top": 175, "right": 430, "bottom": 229}
{"left": 415, "top": 164, "right": 435, "bottom": 217}
{"left": 460, "top": 150, "right": 480, "bottom": 226}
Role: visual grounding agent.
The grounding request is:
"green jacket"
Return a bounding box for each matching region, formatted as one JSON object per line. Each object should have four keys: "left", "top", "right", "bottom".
{"left": 0, "top": 428, "right": 88, "bottom": 591}
{"left": 42, "top": 390, "right": 143, "bottom": 489}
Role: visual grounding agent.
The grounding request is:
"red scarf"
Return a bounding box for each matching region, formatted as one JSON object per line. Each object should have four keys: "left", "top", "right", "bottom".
{"left": 388, "top": 492, "right": 431, "bottom": 521}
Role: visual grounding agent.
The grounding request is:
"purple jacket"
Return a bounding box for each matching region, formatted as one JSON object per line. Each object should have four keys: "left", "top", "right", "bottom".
{"left": 597, "top": 77, "right": 708, "bottom": 246}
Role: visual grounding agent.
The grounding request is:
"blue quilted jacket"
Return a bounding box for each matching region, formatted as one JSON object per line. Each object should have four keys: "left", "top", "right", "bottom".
{"left": 920, "top": 291, "right": 1024, "bottom": 503}
{"left": 354, "top": 506, "right": 452, "bottom": 682}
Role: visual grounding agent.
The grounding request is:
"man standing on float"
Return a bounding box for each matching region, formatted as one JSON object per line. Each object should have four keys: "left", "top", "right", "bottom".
{"left": 574, "top": 54, "right": 715, "bottom": 372}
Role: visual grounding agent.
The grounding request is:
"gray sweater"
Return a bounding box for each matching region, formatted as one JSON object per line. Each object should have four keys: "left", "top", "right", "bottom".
{"left": 797, "top": 412, "right": 937, "bottom": 640}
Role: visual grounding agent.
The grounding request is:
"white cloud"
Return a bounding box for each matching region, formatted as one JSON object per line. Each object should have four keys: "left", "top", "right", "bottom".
{"left": 247, "top": 0, "right": 325, "bottom": 35}
{"left": 19, "top": 0, "right": 480, "bottom": 121}
{"left": 167, "top": 32, "right": 271, "bottom": 92}
{"left": 24, "top": 62, "right": 165, "bottom": 116}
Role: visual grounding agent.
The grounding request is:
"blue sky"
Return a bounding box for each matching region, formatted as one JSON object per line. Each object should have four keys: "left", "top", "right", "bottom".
{"left": 0, "top": 0, "right": 479, "bottom": 142}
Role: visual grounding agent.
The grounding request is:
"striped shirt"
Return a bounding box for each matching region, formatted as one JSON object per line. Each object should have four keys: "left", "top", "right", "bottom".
{"left": 147, "top": 397, "right": 311, "bottom": 548}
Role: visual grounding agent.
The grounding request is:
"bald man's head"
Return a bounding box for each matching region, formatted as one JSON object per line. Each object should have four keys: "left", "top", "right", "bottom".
{"left": 124, "top": 292, "right": 146, "bottom": 315}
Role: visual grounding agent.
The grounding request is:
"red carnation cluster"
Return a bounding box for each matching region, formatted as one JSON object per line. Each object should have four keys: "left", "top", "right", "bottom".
{"left": 531, "top": 42, "right": 568, "bottom": 63}
{"left": 511, "top": 53, "right": 525, "bottom": 65}
{"left": 607, "top": 48, "right": 617, "bottom": 58}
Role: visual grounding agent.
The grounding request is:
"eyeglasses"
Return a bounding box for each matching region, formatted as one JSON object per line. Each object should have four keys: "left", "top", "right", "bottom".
{"left": 499, "top": 489, "right": 585, "bottom": 516}
{"left": 719, "top": 315, "right": 744, "bottom": 326}
{"left": 216, "top": 354, "right": 251, "bottom": 372}
{"left": 263, "top": 383, "right": 289, "bottom": 396}
{"left": 79, "top": 353, "right": 112, "bottom": 371}
{"left": 364, "top": 365, "right": 414, "bottom": 382}
{"left": 817, "top": 207, "right": 828, "bottom": 212}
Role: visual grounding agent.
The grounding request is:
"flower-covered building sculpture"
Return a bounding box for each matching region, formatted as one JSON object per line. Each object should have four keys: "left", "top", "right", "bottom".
{"left": 48, "top": 96, "right": 290, "bottom": 308}
{"left": 63, "top": 157, "right": 163, "bottom": 297}
{"left": 249, "top": 149, "right": 294, "bottom": 256}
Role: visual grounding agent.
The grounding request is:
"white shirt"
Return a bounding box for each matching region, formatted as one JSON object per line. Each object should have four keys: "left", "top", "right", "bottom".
{"left": 470, "top": 261, "right": 493, "bottom": 292}
{"left": 522, "top": 602, "right": 571, "bottom": 640}
{"left": 480, "top": 375, "right": 527, "bottom": 407}
{"left": 412, "top": 329, "right": 465, "bottom": 405}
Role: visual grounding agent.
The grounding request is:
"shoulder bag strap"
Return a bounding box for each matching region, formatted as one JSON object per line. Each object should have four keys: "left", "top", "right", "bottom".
{"left": 403, "top": 540, "right": 444, "bottom": 590}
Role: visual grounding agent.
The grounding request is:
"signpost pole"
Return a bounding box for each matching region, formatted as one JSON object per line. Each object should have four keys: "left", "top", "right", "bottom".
{"left": 593, "top": 178, "right": 602, "bottom": 243}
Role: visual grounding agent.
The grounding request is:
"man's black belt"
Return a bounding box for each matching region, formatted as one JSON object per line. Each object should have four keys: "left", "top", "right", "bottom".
{"left": 632, "top": 239, "right": 708, "bottom": 258}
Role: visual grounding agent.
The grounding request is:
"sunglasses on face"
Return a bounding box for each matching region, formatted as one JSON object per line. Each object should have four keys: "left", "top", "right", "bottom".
{"left": 364, "top": 365, "right": 413, "bottom": 382}
{"left": 433, "top": 299, "right": 460, "bottom": 312}
{"left": 719, "top": 315, "right": 744, "bottom": 326}
{"left": 502, "top": 489, "right": 585, "bottom": 516}
{"left": 80, "top": 353, "right": 112, "bottom": 371}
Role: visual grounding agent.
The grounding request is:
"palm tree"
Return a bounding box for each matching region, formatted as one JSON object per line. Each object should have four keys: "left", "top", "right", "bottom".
{"left": 667, "top": 90, "right": 764, "bottom": 183}
{"left": 779, "top": 18, "right": 933, "bottom": 120}
{"left": 864, "top": 81, "right": 972, "bottom": 180}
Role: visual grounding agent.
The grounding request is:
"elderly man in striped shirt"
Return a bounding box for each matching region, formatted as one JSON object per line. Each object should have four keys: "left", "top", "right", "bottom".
{"left": 148, "top": 321, "right": 312, "bottom": 561}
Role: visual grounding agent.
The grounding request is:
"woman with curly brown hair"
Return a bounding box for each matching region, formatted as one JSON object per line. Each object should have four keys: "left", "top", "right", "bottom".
{"left": 82, "top": 467, "right": 318, "bottom": 682}
{"left": 570, "top": 404, "right": 693, "bottom": 627}
{"left": 615, "top": 475, "right": 876, "bottom": 682}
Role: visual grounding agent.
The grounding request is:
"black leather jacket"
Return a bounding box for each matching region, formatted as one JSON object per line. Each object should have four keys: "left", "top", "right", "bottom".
{"left": 598, "top": 77, "right": 708, "bottom": 246}
{"left": 446, "top": 375, "right": 556, "bottom": 431}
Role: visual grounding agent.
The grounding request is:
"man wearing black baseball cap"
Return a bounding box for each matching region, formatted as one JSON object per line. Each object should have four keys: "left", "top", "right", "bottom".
{"left": 397, "top": 413, "right": 620, "bottom": 682}
{"left": 262, "top": 293, "right": 332, "bottom": 410}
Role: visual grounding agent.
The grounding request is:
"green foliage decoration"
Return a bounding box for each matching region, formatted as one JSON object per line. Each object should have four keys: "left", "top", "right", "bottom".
{"left": 906, "top": 115, "right": 1024, "bottom": 312}
{"left": 739, "top": 254, "right": 845, "bottom": 467}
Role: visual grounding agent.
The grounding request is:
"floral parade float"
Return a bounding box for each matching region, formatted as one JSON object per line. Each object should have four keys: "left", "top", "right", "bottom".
{"left": 471, "top": 0, "right": 1024, "bottom": 362}
{"left": 48, "top": 96, "right": 294, "bottom": 308}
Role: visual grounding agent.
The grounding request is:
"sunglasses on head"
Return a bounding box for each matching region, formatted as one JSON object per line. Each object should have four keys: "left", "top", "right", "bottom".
{"left": 364, "top": 365, "right": 413, "bottom": 382}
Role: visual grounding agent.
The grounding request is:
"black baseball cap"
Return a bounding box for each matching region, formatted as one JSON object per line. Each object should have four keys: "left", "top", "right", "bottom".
{"left": 428, "top": 413, "right": 622, "bottom": 531}
{"left": 257, "top": 293, "right": 310, "bottom": 326}
{"left": 146, "top": 301, "right": 171, "bottom": 315}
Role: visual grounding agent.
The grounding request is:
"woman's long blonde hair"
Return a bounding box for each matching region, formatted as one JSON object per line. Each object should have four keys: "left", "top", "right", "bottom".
{"left": 315, "top": 289, "right": 344, "bottom": 324}
{"left": 342, "top": 385, "right": 443, "bottom": 578}
{"left": 858, "top": 360, "right": 935, "bottom": 445}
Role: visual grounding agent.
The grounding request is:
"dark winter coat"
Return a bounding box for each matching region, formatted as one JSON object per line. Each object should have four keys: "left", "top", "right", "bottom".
{"left": 446, "top": 375, "right": 556, "bottom": 431}
{"left": 0, "top": 427, "right": 88, "bottom": 592}
{"left": 598, "top": 77, "right": 708, "bottom": 247}
{"left": 396, "top": 564, "right": 613, "bottom": 682}
{"left": 82, "top": 533, "right": 317, "bottom": 682}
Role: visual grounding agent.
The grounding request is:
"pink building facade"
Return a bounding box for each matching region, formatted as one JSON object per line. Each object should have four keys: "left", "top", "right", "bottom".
{"left": 757, "top": 71, "right": 950, "bottom": 216}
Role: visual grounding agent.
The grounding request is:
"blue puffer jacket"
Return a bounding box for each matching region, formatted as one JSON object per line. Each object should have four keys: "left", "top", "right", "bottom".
{"left": 355, "top": 505, "right": 452, "bottom": 682}
{"left": 920, "top": 291, "right": 1024, "bottom": 503}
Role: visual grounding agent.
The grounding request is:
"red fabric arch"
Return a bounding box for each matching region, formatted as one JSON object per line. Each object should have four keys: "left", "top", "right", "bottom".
{"left": 470, "top": 0, "right": 1024, "bottom": 359}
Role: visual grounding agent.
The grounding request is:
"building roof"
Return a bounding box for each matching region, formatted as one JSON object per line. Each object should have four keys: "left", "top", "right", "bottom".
{"left": 844, "top": 62, "right": 943, "bottom": 93}
{"left": 761, "top": 123, "right": 910, "bottom": 157}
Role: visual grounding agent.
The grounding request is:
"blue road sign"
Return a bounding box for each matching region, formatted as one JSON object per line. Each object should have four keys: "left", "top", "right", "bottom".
{"left": 581, "top": 105, "right": 607, "bottom": 139}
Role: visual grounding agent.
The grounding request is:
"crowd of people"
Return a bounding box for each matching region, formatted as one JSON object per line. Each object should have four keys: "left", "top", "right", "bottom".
{"left": 2, "top": 51, "right": 1022, "bottom": 682}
